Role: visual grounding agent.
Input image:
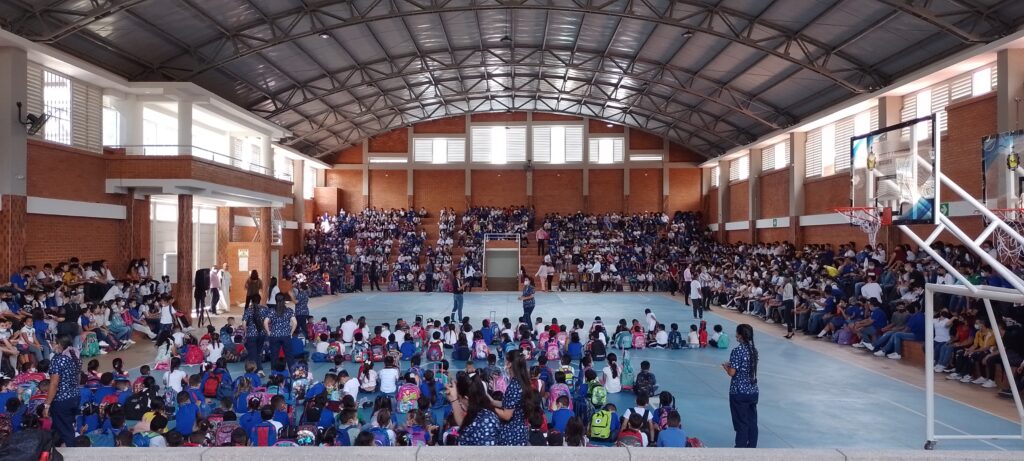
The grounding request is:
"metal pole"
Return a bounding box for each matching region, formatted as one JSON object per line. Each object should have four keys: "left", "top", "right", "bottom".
{"left": 925, "top": 287, "right": 936, "bottom": 449}
{"left": 981, "top": 298, "right": 1024, "bottom": 436}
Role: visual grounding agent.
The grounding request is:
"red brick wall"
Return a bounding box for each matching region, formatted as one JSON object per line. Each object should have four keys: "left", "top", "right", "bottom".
{"left": 629, "top": 169, "right": 662, "bottom": 213}
{"left": 589, "top": 120, "right": 625, "bottom": 134}
{"left": 107, "top": 156, "right": 292, "bottom": 197}
{"left": 942, "top": 93, "right": 993, "bottom": 199}
{"left": 313, "top": 187, "right": 343, "bottom": 217}
{"left": 324, "top": 169, "right": 364, "bottom": 212}
{"left": 667, "top": 168, "right": 702, "bottom": 213}
{"left": 471, "top": 170, "right": 527, "bottom": 207}
{"left": 757, "top": 227, "right": 790, "bottom": 243}
{"left": 726, "top": 230, "right": 748, "bottom": 244}
{"left": 0, "top": 195, "right": 27, "bottom": 277}
{"left": 368, "top": 129, "right": 409, "bottom": 154}
{"left": 414, "top": 170, "right": 466, "bottom": 211}
{"left": 534, "top": 170, "right": 583, "bottom": 217}
{"left": 28, "top": 140, "right": 121, "bottom": 204}
{"left": 369, "top": 170, "right": 408, "bottom": 209}
{"left": 629, "top": 129, "right": 664, "bottom": 150}
{"left": 413, "top": 116, "right": 467, "bottom": 134}
{"left": 472, "top": 112, "right": 528, "bottom": 122}
{"left": 323, "top": 145, "right": 363, "bottom": 164}
{"left": 532, "top": 113, "right": 583, "bottom": 122}
{"left": 804, "top": 175, "right": 849, "bottom": 215}
{"left": 803, "top": 224, "right": 870, "bottom": 248}
{"left": 25, "top": 214, "right": 121, "bottom": 272}
{"left": 668, "top": 142, "right": 706, "bottom": 163}
{"left": 589, "top": 169, "right": 624, "bottom": 213}
{"left": 759, "top": 168, "right": 790, "bottom": 218}
{"left": 728, "top": 180, "right": 749, "bottom": 222}
{"left": 708, "top": 188, "right": 720, "bottom": 223}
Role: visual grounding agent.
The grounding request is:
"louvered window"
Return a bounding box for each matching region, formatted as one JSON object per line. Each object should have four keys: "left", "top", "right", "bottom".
{"left": 588, "top": 138, "right": 624, "bottom": 164}
{"left": 763, "top": 140, "right": 789, "bottom": 172}
{"left": 833, "top": 117, "right": 855, "bottom": 173}
{"left": 414, "top": 137, "right": 465, "bottom": 163}
{"left": 805, "top": 128, "right": 822, "bottom": 178}
{"left": 471, "top": 126, "right": 526, "bottom": 164}
{"left": 730, "top": 155, "right": 749, "bottom": 181}
{"left": 42, "top": 70, "right": 72, "bottom": 146}
{"left": 711, "top": 166, "right": 720, "bottom": 187}
{"left": 533, "top": 125, "right": 583, "bottom": 163}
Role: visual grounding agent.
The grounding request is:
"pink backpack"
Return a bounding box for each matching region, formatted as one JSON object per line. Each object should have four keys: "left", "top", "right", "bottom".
{"left": 426, "top": 341, "right": 444, "bottom": 362}
{"left": 632, "top": 331, "right": 646, "bottom": 350}
{"left": 492, "top": 373, "right": 509, "bottom": 393}
{"left": 545, "top": 340, "right": 561, "bottom": 361}
{"left": 547, "top": 383, "right": 573, "bottom": 411}
{"left": 214, "top": 422, "right": 240, "bottom": 446}
{"left": 473, "top": 339, "right": 489, "bottom": 360}
{"left": 396, "top": 383, "right": 420, "bottom": 413}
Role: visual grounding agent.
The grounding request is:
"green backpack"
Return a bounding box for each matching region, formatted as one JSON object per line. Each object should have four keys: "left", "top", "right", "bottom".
{"left": 590, "top": 409, "right": 613, "bottom": 440}
{"left": 717, "top": 333, "right": 730, "bottom": 349}
{"left": 590, "top": 383, "right": 608, "bottom": 407}
{"left": 620, "top": 357, "right": 635, "bottom": 390}
{"left": 81, "top": 332, "right": 100, "bottom": 357}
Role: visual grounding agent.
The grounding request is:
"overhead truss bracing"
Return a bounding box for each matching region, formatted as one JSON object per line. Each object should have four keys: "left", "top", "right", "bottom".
{"left": 2, "top": 0, "right": 1022, "bottom": 158}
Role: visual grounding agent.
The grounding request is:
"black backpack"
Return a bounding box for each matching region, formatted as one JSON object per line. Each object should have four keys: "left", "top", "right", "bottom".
{"left": 123, "top": 392, "right": 151, "bottom": 421}
{"left": 0, "top": 428, "right": 62, "bottom": 461}
{"left": 590, "top": 340, "right": 607, "bottom": 361}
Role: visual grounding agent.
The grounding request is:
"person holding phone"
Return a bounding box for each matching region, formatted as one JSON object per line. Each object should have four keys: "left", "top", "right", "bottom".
{"left": 722, "top": 323, "right": 759, "bottom": 448}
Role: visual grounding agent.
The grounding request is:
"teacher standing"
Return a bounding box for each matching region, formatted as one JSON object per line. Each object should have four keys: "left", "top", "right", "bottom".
{"left": 264, "top": 293, "right": 297, "bottom": 369}
{"left": 451, "top": 269, "right": 465, "bottom": 322}
{"left": 43, "top": 334, "right": 80, "bottom": 447}
{"left": 518, "top": 276, "right": 536, "bottom": 328}
{"left": 722, "top": 323, "right": 759, "bottom": 448}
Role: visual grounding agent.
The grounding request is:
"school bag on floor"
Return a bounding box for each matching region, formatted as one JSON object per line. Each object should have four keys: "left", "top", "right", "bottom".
{"left": 425, "top": 340, "right": 444, "bottom": 362}
{"left": 631, "top": 331, "right": 646, "bottom": 349}
{"left": 547, "top": 383, "right": 573, "bottom": 411}
{"left": 615, "top": 428, "right": 644, "bottom": 447}
{"left": 183, "top": 344, "right": 204, "bottom": 365}
{"left": 81, "top": 332, "right": 100, "bottom": 357}
{"left": 667, "top": 330, "right": 683, "bottom": 349}
{"left": 589, "top": 409, "right": 613, "bottom": 440}
{"left": 686, "top": 437, "right": 705, "bottom": 447}
{"left": 370, "top": 427, "right": 392, "bottom": 446}
{"left": 716, "top": 333, "right": 730, "bottom": 349}
{"left": 573, "top": 389, "right": 594, "bottom": 424}
{"left": 203, "top": 371, "right": 224, "bottom": 398}
{"left": 590, "top": 382, "right": 608, "bottom": 408}
{"left": 396, "top": 383, "right": 420, "bottom": 413}
{"left": 613, "top": 331, "right": 631, "bottom": 349}
{"left": 633, "top": 371, "right": 654, "bottom": 397}
{"left": 473, "top": 339, "right": 490, "bottom": 360}
{"left": 589, "top": 340, "right": 606, "bottom": 361}
{"left": 370, "top": 344, "right": 386, "bottom": 362}
{"left": 620, "top": 352, "right": 635, "bottom": 391}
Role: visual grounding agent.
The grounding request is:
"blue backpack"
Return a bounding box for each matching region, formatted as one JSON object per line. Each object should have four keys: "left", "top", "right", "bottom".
{"left": 370, "top": 426, "right": 392, "bottom": 446}
{"left": 132, "top": 431, "right": 160, "bottom": 447}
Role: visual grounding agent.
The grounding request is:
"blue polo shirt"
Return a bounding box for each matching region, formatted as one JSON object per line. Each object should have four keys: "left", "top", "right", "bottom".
{"left": 656, "top": 427, "right": 687, "bottom": 447}
{"left": 175, "top": 403, "right": 199, "bottom": 435}
{"left": 551, "top": 408, "right": 574, "bottom": 432}
{"left": 870, "top": 308, "right": 888, "bottom": 330}
{"left": 845, "top": 305, "right": 864, "bottom": 322}
{"left": 907, "top": 312, "right": 926, "bottom": 341}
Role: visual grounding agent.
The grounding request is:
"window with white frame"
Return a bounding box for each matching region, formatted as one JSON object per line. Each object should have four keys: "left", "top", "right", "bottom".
{"left": 833, "top": 116, "right": 854, "bottom": 173}
{"left": 471, "top": 126, "right": 526, "bottom": 164}
{"left": 821, "top": 123, "right": 836, "bottom": 176}
{"left": 304, "top": 165, "right": 316, "bottom": 199}
{"left": 730, "top": 155, "right": 750, "bottom": 181}
{"left": 711, "top": 166, "right": 720, "bottom": 187}
{"left": 43, "top": 70, "right": 72, "bottom": 145}
{"left": 414, "top": 137, "right": 466, "bottom": 164}
{"left": 102, "top": 106, "right": 120, "bottom": 147}
{"left": 533, "top": 125, "right": 583, "bottom": 163}
{"left": 762, "top": 141, "right": 789, "bottom": 172}
{"left": 588, "top": 137, "right": 624, "bottom": 164}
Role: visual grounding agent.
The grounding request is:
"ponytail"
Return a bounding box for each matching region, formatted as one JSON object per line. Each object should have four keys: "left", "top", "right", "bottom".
{"left": 608, "top": 353, "right": 619, "bottom": 379}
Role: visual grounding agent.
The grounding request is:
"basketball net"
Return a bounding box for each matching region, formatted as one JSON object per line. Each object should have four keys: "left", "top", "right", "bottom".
{"left": 834, "top": 207, "right": 885, "bottom": 248}
{"left": 988, "top": 194, "right": 1024, "bottom": 265}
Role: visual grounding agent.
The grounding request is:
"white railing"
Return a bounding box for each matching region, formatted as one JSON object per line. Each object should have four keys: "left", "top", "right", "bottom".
{"left": 106, "top": 144, "right": 274, "bottom": 177}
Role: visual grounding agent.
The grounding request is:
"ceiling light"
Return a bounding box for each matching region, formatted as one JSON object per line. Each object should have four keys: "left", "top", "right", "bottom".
{"left": 319, "top": 32, "right": 330, "bottom": 39}
{"left": 681, "top": 31, "right": 694, "bottom": 38}
{"left": 606, "top": 123, "right": 614, "bottom": 128}
{"left": 500, "top": 35, "right": 512, "bottom": 43}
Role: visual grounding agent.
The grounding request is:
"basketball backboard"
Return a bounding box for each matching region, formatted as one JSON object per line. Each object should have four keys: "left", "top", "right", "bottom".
{"left": 850, "top": 115, "right": 939, "bottom": 225}
{"left": 981, "top": 129, "right": 1024, "bottom": 209}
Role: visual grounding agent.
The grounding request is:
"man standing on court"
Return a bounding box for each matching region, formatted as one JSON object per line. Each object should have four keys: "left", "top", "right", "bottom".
{"left": 219, "top": 263, "right": 232, "bottom": 313}
{"left": 536, "top": 227, "right": 547, "bottom": 256}
{"left": 209, "top": 264, "right": 222, "bottom": 315}
{"left": 690, "top": 276, "right": 704, "bottom": 319}
{"left": 451, "top": 269, "right": 465, "bottom": 322}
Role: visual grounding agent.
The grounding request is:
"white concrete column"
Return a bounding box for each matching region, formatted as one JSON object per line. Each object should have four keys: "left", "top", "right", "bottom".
{"left": 261, "top": 135, "right": 273, "bottom": 176}
{"left": 292, "top": 159, "right": 305, "bottom": 222}
{"left": 789, "top": 132, "right": 807, "bottom": 246}
{"left": 718, "top": 159, "right": 731, "bottom": 228}
{"left": 0, "top": 47, "right": 28, "bottom": 196}
{"left": 749, "top": 148, "right": 762, "bottom": 241}
{"left": 112, "top": 94, "right": 143, "bottom": 154}
{"left": 997, "top": 49, "right": 1024, "bottom": 206}
{"left": 177, "top": 98, "right": 192, "bottom": 156}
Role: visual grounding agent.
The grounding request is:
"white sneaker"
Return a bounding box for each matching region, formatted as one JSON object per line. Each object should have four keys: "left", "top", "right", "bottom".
{"left": 99, "top": 350, "right": 108, "bottom": 355}
{"left": 982, "top": 379, "right": 997, "bottom": 388}
{"left": 863, "top": 342, "right": 875, "bottom": 352}
{"left": 874, "top": 350, "right": 886, "bottom": 357}
{"left": 852, "top": 342, "right": 866, "bottom": 348}
{"left": 765, "top": 319, "right": 775, "bottom": 324}
{"left": 98, "top": 341, "right": 110, "bottom": 347}
{"left": 946, "top": 373, "right": 961, "bottom": 380}
{"left": 887, "top": 353, "right": 902, "bottom": 360}
{"left": 960, "top": 375, "right": 974, "bottom": 383}
{"left": 971, "top": 376, "right": 987, "bottom": 384}
{"left": 933, "top": 365, "right": 946, "bottom": 373}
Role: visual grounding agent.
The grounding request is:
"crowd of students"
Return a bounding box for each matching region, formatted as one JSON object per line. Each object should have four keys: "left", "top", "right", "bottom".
{"left": 0, "top": 303, "right": 729, "bottom": 449}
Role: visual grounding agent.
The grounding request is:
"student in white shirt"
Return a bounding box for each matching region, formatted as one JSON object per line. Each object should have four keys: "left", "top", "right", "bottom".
{"left": 644, "top": 309, "right": 658, "bottom": 332}
{"left": 378, "top": 357, "right": 401, "bottom": 395}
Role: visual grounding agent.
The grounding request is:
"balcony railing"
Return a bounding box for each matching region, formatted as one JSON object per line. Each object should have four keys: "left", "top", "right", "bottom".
{"left": 107, "top": 144, "right": 273, "bottom": 177}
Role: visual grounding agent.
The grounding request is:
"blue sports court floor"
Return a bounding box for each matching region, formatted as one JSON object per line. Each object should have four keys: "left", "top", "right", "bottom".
{"left": 294, "top": 291, "right": 1024, "bottom": 451}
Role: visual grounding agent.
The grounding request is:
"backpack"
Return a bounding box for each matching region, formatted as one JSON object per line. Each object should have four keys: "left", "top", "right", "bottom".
{"left": 620, "top": 355, "right": 635, "bottom": 391}
{"left": 538, "top": 330, "right": 550, "bottom": 344}
{"left": 81, "top": 332, "right": 100, "bottom": 357}
{"left": 370, "top": 344, "right": 386, "bottom": 362}
{"left": 572, "top": 392, "right": 594, "bottom": 426}
{"left": 248, "top": 391, "right": 273, "bottom": 408}
{"left": 545, "top": 340, "right": 560, "bottom": 361}
{"left": 214, "top": 422, "right": 239, "bottom": 446}
{"left": 0, "top": 413, "right": 11, "bottom": 437}
{"left": 589, "top": 340, "right": 606, "bottom": 361}
{"left": 408, "top": 425, "right": 428, "bottom": 446}
{"left": 631, "top": 331, "right": 646, "bottom": 349}
{"left": 613, "top": 331, "right": 632, "bottom": 349}
{"left": 559, "top": 365, "right": 576, "bottom": 388}
{"left": 634, "top": 371, "right": 654, "bottom": 398}
{"left": 252, "top": 422, "right": 277, "bottom": 446}
{"left": 655, "top": 406, "right": 673, "bottom": 431}
{"left": 473, "top": 339, "right": 489, "bottom": 360}
{"left": 425, "top": 341, "right": 444, "bottom": 362}
{"left": 686, "top": 437, "right": 705, "bottom": 448}
{"left": 589, "top": 409, "right": 614, "bottom": 440}
{"left": 716, "top": 333, "right": 730, "bottom": 349}
{"left": 699, "top": 330, "right": 708, "bottom": 348}
{"left": 547, "top": 383, "right": 573, "bottom": 411}
{"left": 590, "top": 383, "right": 608, "bottom": 407}
{"left": 291, "top": 378, "right": 310, "bottom": 403}
{"left": 184, "top": 344, "right": 204, "bottom": 365}
{"left": 519, "top": 340, "right": 534, "bottom": 359}
{"left": 326, "top": 342, "right": 342, "bottom": 358}
{"left": 667, "top": 331, "right": 683, "bottom": 350}
{"left": 98, "top": 392, "right": 120, "bottom": 415}
{"left": 370, "top": 427, "right": 392, "bottom": 446}
{"left": 835, "top": 327, "right": 859, "bottom": 346}
{"left": 123, "top": 392, "right": 151, "bottom": 421}
{"left": 132, "top": 431, "right": 160, "bottom": 447}
{"left": 615, "top": 429, "right": 644, "bottom": 447}
{"left": 222, "top": 345, "right": 242, "bottom": 363}
{"left": 204, "top": 372, "right": 223, "bottom": 398}
{"left": 491, "top": 373, "right": 509, "bottom": 394}
{"left": 351, "top": 343, "right": 367, "bottom": 363}
{"left": 396, "top": 383, "right": 420, "bottom": 413}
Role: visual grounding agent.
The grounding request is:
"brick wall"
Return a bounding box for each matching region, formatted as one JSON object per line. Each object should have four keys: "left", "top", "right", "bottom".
{"left": 0, "top": 195, "right": 27, "bottom": 277}
{"left": 667, "top": 168, "right": 701, "bottom": 212}
{"left": 589, "top": 169, "right": 624, "bottom": 213}
{"left": 29, "top": 140, "right": 121, "bottom": 204}
{"left": 804, "top": 175, "right": 849, "bottom": 215}
{"left": 728, "top": 180, "right": 749, "bottom": 222}
{"left": 413, "top": 116, "right": 467, "bottom": 134}
{"left": 324, "top": 169, "right": 364, "bottom": 212}
{"left": 323, "top": 145, "right": 362, "bottom": 164}
{"left": 803, "top": 224, "right": 870, "bottom": 248}
{"left": 25, "top": 214, "right": 122, "bottom": 273}
{"left": 532, "top": 113, "right": 582, "bottom": 122}
{"left": 759, "top": 168, "right": 790, "bottom": 218}
{"left": 942, "top": 93, "right": 993, "bottom": 199}
{"left": 726, "top": 230, "right": 748, "bottom": 244}
{"left": 313, "top": 187, "right": 343, "bottom": 217}
{"left": 534, "top": 169, "right": 583, "bottom": 216}
{"left": 757, "top": 227, "right": 790, "bottom": 243}
{"left": 589, "top": 119, "right": 625, "bottom": 134}
{"left": 629, "top": 169, "right": 662, "bottom": 212}
{"left": 668, "top": 142, "right": 706, "bottom": 163}
{"left": 107, "top": 156, "right": 292, "bottom": 198}
{"left": 369, "top": 169, "right": 408, "bottom": 209}
{"left": 368, "top": 129, "right": 409, "bottom": 154}
{"left": 471, "top": 170, "right": 527, "bottom": 207}
{"left": 707, "top": 189, "right": 719, "bottom": 223}
{"left": 629, "top": 129, "right": 663, "bottom": 150}
{"left": 414, "top": 170, "right": 466, "bottom": 211}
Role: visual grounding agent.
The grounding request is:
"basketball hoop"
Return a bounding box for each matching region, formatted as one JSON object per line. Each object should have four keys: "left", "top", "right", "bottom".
{"left": 986, "top": 208, "right": 1024, "bottom": 264}
{"left": 834, "top": 207, "right": 891, "bottom": 248}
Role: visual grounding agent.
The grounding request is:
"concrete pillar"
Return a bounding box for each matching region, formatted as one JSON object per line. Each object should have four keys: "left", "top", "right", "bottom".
{"left": 261, "top": 136, "right": 273, "bottom": 177}
{"left": 623, "top": 166, "right": 631, "bottom": 213}
{"left": 177, "top": 99, "right": 192, "bottom": 156}
{"left": 258, "top": 207, "right": 273, "bottom": 300}
{"left": 407, "top": 163, "right": 414, "bottom": 209}
{"left": 0, "top": 47, "right": 28, "bottom": 277}
{"left": 292, "top": 159, "right": 306, "bottom": 254}
{"left": 718, "top": 159, "right": 731, "bottom": 242}
{"left": 175, "top": 194, "right": 194, "bottom": 316}
{"left": 877, "top": 96, "right": 902, "bottom": 129}
{"left": 749, "top": 148, "right": 763, "bottom": 243}
{"left": 111, "top": 94, "right": 144, "bottom": 154}
{"left": 361, "top": 164, "right": 370, "bottom": 210}
{"left": 465, "top": 167, "right": 472, "bottom": 210}
{"left": 997, "top": 49, "right": 1024, "bottom": 207}
{"left": 526, "top": 170, "right": 533, "bottom": 208}
{"left": 662, "top": 163, "right": 670, "bottom": 213}
{"left": 789, "top": 132, "right": 807, "bottom": 246}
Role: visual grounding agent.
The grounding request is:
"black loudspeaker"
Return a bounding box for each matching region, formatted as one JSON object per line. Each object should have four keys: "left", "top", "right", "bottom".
{"left": 194, "top": 268, "right": 211, "bottom": 291}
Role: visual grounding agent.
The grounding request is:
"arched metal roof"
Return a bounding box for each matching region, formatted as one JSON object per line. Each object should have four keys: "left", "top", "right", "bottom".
{"left": 3, "top": 0, "right": 1022, "bottom": 158}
